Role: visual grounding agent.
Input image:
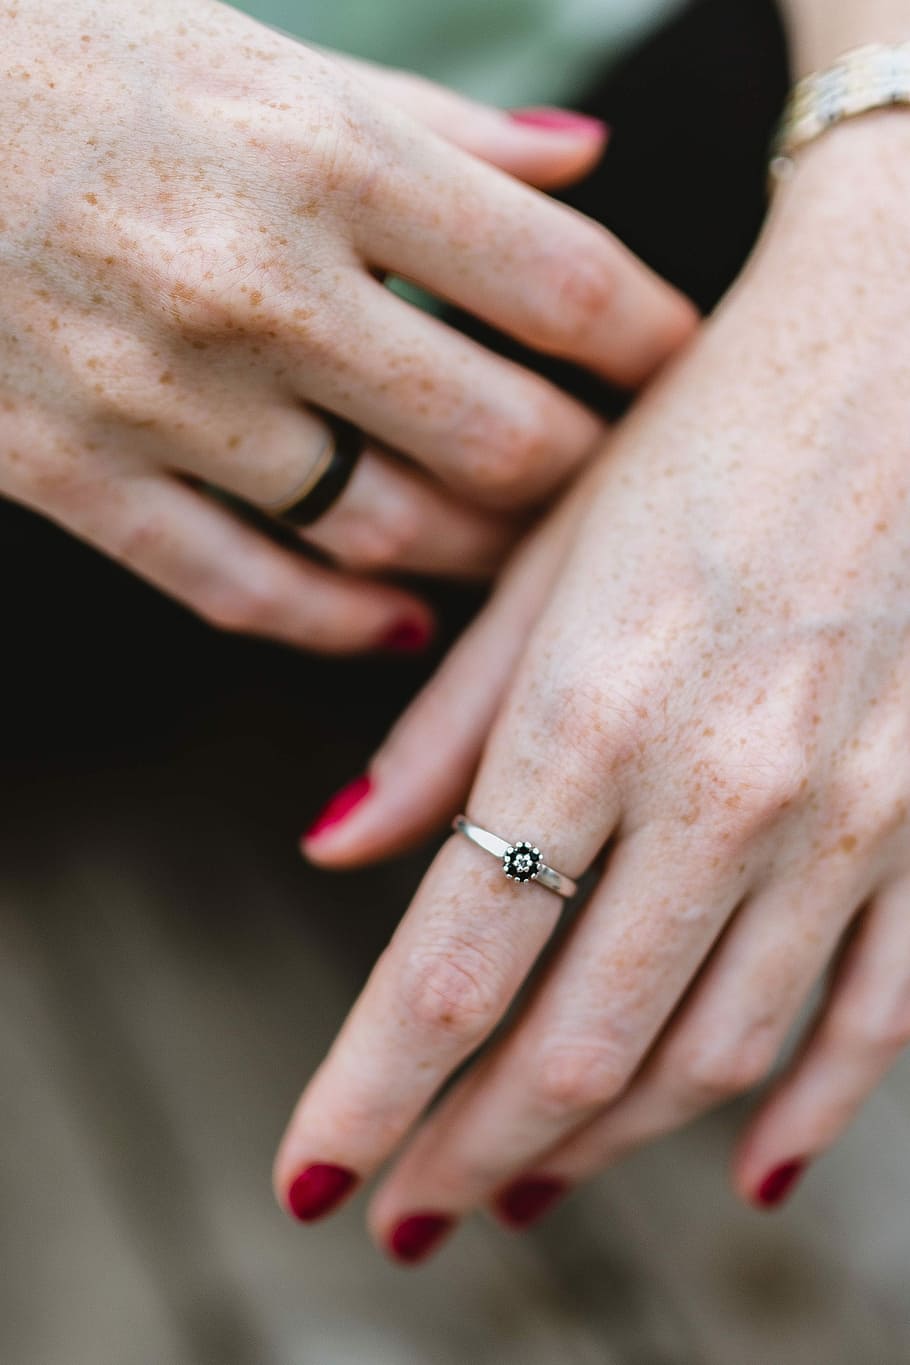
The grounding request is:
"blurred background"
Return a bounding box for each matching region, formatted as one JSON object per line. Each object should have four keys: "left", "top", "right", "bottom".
{"left": 3, "top": 1, "right": 910, "bottom": 1361}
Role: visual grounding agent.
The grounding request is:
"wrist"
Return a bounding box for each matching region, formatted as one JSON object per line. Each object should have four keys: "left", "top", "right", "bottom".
{"left": 729, "top": 113, "right": 910, "bottom": 389}
{"left": 770, "top": 111, "right": 910, "bottom": 251}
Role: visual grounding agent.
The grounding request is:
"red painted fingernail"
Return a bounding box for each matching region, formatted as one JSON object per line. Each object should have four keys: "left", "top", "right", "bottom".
{"left": 495, "top": 1176, "right": 568, "bottom": 1228}
{"left": 379, "top": 619, "right": 433, "bottom": 653}
{"left": 509, "top": 107, "right": 609, "bottom": 138}
{"left": 287, "top": 1164, "right": 357, "bottom": 1222}
{"left": 388, "top": 1213, "right": 455, "bottom": 1264}
{"left": 303, "top": 775, "right": 372, "bottom": 842}
{"left": 756, "top": 1159, "right": 807, "bottom": 1209}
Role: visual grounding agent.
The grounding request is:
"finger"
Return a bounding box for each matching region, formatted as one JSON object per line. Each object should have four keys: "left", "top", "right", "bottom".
{"left": 273, "top": 613, "right": 624, "bottom": 1224}
{"left": 283, "top": 269, "right": 603, "bottom": 508}
{"left": 333, "top": 55, "right": 609, "bottom": 189}
{"left": 365, "top": 822, "right": 753, "bottom": 1243}
{"left": 301, "top": 447, "right": 520, "bottom": 579}
{"left": 733, "top": 879, "right": 910, "bottom": 1209}
{"left": 301, "top": 478, "right": 587, "bottom": 865}
{"left": 78, "top": 354, "right": 339, "bottom": 514}
{"left": 359, "top": 125, "right": 698, "bottom": 387}
{"left": 41, "top": 461, "right": 434, "bottom": 655}
{"left": 102, "top": 369, "right": 518, "bottom": 576}
{"left": 475, "top": 859, "right": 871, "bottom": 1226}
{"left": 169, "top": 400, "right": 336, "bottom": 513}
{"left": 82, "top": 359, "right": 517, "bottom": 580}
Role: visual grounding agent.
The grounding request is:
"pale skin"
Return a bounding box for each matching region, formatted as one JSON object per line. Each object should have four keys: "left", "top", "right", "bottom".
{"left": 276, "top": 1, "right": 910, "bottom": 1263}
{"left": 0, "top": 0, "right": 693, "bottom": 653}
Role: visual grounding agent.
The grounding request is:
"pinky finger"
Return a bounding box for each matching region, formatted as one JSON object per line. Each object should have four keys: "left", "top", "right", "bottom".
{"left": 48, "top": 467, "right": 434, "bottom": 656}
{"left": 733, "top": 881, "right": 910, "bottom": 1210}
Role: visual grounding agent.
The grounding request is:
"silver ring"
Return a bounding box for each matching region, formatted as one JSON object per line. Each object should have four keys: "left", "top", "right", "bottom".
{"left": 453, "top": 816, "right": 579, "bottom": 900}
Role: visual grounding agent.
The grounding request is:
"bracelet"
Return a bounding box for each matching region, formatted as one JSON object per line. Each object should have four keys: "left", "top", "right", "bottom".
{"left": 770, "top": 42, "right": 910, "bottom": 186}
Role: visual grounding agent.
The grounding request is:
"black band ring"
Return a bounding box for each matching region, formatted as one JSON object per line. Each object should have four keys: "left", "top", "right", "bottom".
{"left": 272, "top": 416, "right": 363, "bottom": 529}
{"left": 202, "top": 415, "right": 364, "bottom": 549}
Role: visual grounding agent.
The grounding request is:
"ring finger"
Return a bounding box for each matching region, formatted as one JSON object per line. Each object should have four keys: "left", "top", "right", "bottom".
{"left": 109, "top": 377, "right": 521, "bottom": 579}
{"left": 301, "top": 446, "right": 522, "bottom": 579}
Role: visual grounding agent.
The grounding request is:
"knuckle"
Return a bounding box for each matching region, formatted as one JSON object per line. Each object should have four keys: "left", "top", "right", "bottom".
{"left": 296, "top": 104, "right": 382, "bottom": 198}
{"left": 317, "top": 1090, "right": 402, "bottom": 1152}
{"left": 533, "top": 1042, "right": 629, "bottom": 1115}
{"left": 334, "top": 501, "right": 423, "bottom": 573}
{"left": 538, "top": 671, "right": 643, "bottom": 775}
{"left": 196, "top": 588, "right": 257, "bottom": 635}
{"left": 707, "top": 736, "right": 810, "bottom": 843}
{"left": 85, "top": 373, "right": 159, "bottom": 431}
{"left": 455, "top": 400, "right": 552, "bottom": 502}
{"left": 57, "top": 337, "right": 162, "bottom": 433}
{"left": 526, "top": 233, "right": 617, "bottom": 351}
{"left": 677, "top": 1035, "right": 775, "bottom": 1104}
{"left": 11, "top": 440, "right": 79, "bottom": 507}
{"left": 869, "top": 1012, "right": 910, "bottom": 1053}
{"left": 140, "top": 235, "right": 287, "bottom": 340}
{"left": 110, "top": 511, "right": 173, "bottom": 567}
{"left": 15, "top": 430, "right": 113, "bottom": 516}
{"left": 834, "top": 997, "right": 910, "bottom": 1056}
{"left": 197, "top": 572, "right": 285, "bottom": 636}
{"left": 398, "top": 941, "right": 502, "bottom": 1042}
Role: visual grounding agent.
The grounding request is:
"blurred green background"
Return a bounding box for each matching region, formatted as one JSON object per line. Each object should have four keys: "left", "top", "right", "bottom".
{"left": 233, "top": 0, "right": 681, "bottom": 104}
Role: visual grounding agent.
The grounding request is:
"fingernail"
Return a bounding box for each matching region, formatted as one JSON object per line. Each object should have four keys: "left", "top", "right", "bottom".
{"left": 388, "top": 1213, "right": 455, "bottom": 1264}
{"left": 303, "top": 775, "right": 372, "bottom": 842}
{"left": 379, "top": 619, "right": 433, "bottom": 653}
{"left": 494, "top": 1176, "right": 568, "bottom": 1229}
{"left": 509, "top": 107, "right": 609, "bottom": 139}
{"left": 756, "top": 1159, "right": 807, "bottom": 1209}
{"left": 287, "top": 1164, "right": 358, "bottom": 1222}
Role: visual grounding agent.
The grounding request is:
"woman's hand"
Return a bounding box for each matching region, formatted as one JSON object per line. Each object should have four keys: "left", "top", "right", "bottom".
{"left": 276, "top": 115, "right": 910, "bottom": 1255}
{"left": 0, "top": 0, "right": 693, "bottom": 653}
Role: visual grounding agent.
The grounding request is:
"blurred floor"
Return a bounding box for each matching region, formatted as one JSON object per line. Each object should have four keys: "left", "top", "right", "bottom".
{"left": 3, "top": 733, "right": 910, "bottom": 1365}
{"left": 2, "top": 2, "right": 909, "bottom": 1362}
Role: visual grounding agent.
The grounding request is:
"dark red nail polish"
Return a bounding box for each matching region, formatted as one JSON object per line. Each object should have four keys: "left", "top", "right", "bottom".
{"left": 380, "top": 619, "right": 433, "bottom": 653}
{"left": 495, "top": 1176, "right": 568, "bottom": 1228}
{"left": 287, "top": 1164, "right": 357, "bottom": 1222}
{"left": 303, "top": 775, "right": 372, "bottom": 842}
{"left": 509, "top": 107, "right": 609, "bottom": 138}
{"left": 756, "top": 1159, "right": 807, "bottom": 1209}
{"left": 388, "top": 1213, "right": 454, "bottom": 1264}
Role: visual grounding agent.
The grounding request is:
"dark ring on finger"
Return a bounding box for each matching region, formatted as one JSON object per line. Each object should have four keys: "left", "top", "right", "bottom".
{"left": 268, "top": 416, "right": 364, "bottom": 529}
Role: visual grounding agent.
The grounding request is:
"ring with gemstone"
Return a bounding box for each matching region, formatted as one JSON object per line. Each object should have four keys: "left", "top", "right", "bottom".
{"left": 452, "top": 816, "right": 579, "bottom": 900}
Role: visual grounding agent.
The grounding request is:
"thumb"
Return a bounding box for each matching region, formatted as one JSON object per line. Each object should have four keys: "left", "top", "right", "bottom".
{"left": 337, "top": 56, "right": 609, "bottom": 190}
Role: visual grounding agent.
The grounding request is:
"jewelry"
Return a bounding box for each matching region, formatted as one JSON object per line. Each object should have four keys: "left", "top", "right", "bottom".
{"left": 771, "top": 43, "right": 910, "bottom": 185}
{"left": 266, "top": 416, "right": 364, "bottom": 528}
{"left": 452, "top": 815, "right": 579, "bottom": 900}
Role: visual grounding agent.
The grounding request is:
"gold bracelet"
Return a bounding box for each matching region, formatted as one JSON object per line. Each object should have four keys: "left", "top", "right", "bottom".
{"left": 770, "top": 42, "right": 910, "bottom": 186}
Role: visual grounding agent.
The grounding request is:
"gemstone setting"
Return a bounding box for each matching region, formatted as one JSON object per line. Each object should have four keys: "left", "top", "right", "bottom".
{"left": 503, "top": 841, "right": 542, "bottom": 884}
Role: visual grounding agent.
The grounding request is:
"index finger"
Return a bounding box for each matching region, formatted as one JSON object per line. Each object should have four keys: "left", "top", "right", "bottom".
{"left": 359, "top": 115, "right": 698, "bottom": 388}
{"left": 273, "top": 669, "right": 620, "bottom": 1221}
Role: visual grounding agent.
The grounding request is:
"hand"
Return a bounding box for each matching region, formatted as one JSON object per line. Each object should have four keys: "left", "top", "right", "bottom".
{"left": 275, "top": 116, "right": 910, "bottom": 1256}
{"left": 0, "top": 0, "right": 694, "bottom": 653}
